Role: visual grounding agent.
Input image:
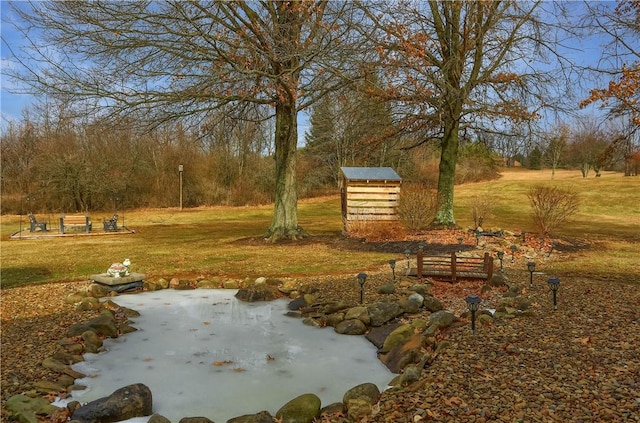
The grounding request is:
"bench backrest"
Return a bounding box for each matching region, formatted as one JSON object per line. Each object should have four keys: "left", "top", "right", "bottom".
{"left": 62, "top": 215, "right": 90, "bottom": 224}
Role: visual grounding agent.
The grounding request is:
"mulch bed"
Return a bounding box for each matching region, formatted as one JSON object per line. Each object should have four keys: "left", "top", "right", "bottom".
{"left": 2, "top": 233, "right": 640, "bottom": 422}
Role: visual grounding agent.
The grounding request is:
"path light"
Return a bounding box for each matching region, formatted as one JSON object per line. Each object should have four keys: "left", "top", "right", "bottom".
{"left": 527, "top": 261, "right": 536, "bottom": 288}
{"left": 475, "top": 229, "right": 480, "bottom": 246}
{"left": 357, "top": 273, "right": 368, "bottom": 304}
{"left": 458, "top": 236, "right": 463, "bottom": 245}
{"left": 418, "top": 241, "right": 426, "bottom": 252}
{"left": 404, "top": 248, "right": 411, "bottom": 272}
{"left": 547, "top": 277, "right": 560, "bottom": 310}
{"left": 497, "top": 251, "right": 505, "bottom": 272}
{"left": 510, "top": 244, "right": 518, "bottom": 262}
{"left": 521, "top": 231, "right": 526, "bottom": 243}
{"left": 388, "top": 259, "right": 396, "bottom": 281}
{"left": 465, "top": 295, "right": 481, "bottom": 334}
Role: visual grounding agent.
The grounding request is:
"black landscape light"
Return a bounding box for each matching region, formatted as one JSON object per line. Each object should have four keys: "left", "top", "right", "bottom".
{"left": 418, "top": 241, "right": 426, "bottom": 252}
{"left": 475, "top": 229, "right": 480, "bottom": 245}
{"left": 527, "top": 261, "right": 536, "bottom": 288}
{"left": 357, "top": 273, "right": 368, "bottom": 304}
{"left": 457, "top": 236, "right": 464, "bottom": 246}
{"left": 389, "top": 259, "right": 396, "bottom": 281}
{"left": 547, "top": 277, "right": 560, "bottom": 310}
{"left": 497, "top": 251, "right": 505, "bottom": 272}
{"left": 465, "top": 294, "right": 481, "bottom": 334}
{"left": 521, "top": 231, "right": 526, "bottom": 243}
{"left": 510, "top": 244, "right": 518, "bottom": 262}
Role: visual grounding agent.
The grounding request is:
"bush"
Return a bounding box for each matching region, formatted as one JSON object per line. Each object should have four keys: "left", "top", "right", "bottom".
{"left": 397, "top": 183, "right": 438, "bottom": 232}
{"left": 528, "top": 185, "right": 579, "bottom": 236}
{"left": 470, "top": 195, "right": 494, "bottom": 229}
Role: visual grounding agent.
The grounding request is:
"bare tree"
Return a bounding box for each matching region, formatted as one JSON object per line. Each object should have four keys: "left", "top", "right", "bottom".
{"left": 355, "top": 1, "right": 574, "bottom": 226}
{"left": 4, "top": 1, "right": 359, "bottom": 241}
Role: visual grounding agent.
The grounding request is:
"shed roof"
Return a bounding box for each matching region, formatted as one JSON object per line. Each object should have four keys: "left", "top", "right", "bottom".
{"left": 340, "top": 167, "right": 402, "bottom": 181}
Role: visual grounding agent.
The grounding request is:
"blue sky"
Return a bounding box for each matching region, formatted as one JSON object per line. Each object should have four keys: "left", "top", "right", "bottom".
{"left": 0, "top": 1, "right": 615, "bottom": 133}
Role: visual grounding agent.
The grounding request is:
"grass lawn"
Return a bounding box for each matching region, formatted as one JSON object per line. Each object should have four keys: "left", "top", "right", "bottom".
{"left": 1, "top": 169, "right": 638, "bottom": 289}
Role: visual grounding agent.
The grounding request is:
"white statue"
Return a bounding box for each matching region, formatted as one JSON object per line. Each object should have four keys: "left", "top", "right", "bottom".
{"left": 107, "top": 258, "right": 131, "bottom": 278}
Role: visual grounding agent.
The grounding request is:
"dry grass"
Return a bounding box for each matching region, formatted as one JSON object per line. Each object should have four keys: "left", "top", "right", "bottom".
{"left": 1, "top": 169, "right": 638, "bottom": 289}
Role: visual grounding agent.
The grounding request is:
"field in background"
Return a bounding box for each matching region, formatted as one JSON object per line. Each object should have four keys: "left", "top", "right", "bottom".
{"left": 1, "top": 169, "right": 638, "bottom": 288}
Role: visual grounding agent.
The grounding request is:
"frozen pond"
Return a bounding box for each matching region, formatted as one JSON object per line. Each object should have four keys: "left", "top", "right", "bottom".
{"left": 66, "top": 289, "right": 392, "bottom": 422}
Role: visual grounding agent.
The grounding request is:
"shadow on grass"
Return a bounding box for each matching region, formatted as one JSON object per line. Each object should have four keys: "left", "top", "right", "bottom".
{"left": 1, "top": 267, "right": 52, "bottom": 288}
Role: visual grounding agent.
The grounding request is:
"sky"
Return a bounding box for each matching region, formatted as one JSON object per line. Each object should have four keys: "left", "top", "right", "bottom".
{"left": 0, "top": 1, "right": 617, "bottom": 135}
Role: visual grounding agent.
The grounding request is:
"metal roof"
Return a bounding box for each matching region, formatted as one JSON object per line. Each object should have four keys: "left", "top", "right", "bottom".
{"left": 340, "top": 167, "right": 402, "bottom": 181}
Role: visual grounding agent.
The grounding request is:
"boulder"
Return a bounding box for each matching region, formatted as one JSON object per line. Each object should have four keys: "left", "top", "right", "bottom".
{"left": 367, "top": 302, "right": 402, "bottom": 327}
{"left": 380, "top": 333, "right": 425, "bottom": 373}
{"left": 342, "top": 382, "right": 380, "bottom": 405}
{"left": 196, "top": 279, "right": 218, "bottom": 289}
{"left": 5, "top": 394, "right": 62, "bottom": 423}
{"left": 71, "top": 383, "right": 152, "bottom": 423}
{"left": 427, "top": 310, "right": 456, "bottom": 330}
{"left": 365, "top": 322, "right": 402, "bottom": 349}
{"left": 76, "top": 297, "right": 101, "bottom": 311}
{"left": 334, "top": 319, "right": 367, "bottom": 335}
{"left": 422, "top": 296, "right": 444, "bottom": 312}
{"left": 275, "top": 393, "right": 321, "bottom": 423}
{"left": 148, "top": 414, "right": 172, "bottom": 423}
{"left": 82, "top": 330, "right": 104, "bottom": 353}
{"left": 86, "top": 283, "right": 110, "bottom": 298}
{"left": 344, "top": 306, "right": 370, "bottom": 325}
{"left": 227, "top": 410, "right": 274, "bottom": 423}
{"left": 381, "top": 324, "right": 414, "bottom": 353}
{"left": 67, "top": 310, "right": 118, "bottom": 338}
{"left": 223, "top": 280, "right": 240, "bottom": 289}
{"left": 235, "top": 284, "right": 280, "bottom": 302}
{"left": 170, "top": 278, "right": 195, "bottom": 290}
{"left": 377, "top": 283, "right": 396, "bottom": 294}
{"left": 178, "top": 418, "right": 214, "bottom": 423}
{"left": 406, "top": 284, "right": 430, "bottom": 296}
{"left": 41, "top": 357, "right": 85, "bottom": 379}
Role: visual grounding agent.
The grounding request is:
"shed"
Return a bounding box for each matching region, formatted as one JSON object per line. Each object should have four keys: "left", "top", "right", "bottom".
{"left": 340, "top": 167, "right": 402, "bottom": 232}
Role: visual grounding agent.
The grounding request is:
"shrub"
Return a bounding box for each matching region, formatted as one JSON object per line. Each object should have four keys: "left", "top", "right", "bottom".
{"left": 397, "top": 183, "right": 438, "bottom": 232}
{"left": 470, "top": 195, "right": 494, "bottom": 229}
{"left": 528, "top": 185, "right": 579, "bottom": 236}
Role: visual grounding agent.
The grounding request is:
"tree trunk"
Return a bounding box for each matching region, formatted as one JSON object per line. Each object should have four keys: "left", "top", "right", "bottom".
{"left": 433, "top": 122, "right": 459, "bottom": 227}
{"left": 264, "top": 102, "right": 307, "bottom": 242}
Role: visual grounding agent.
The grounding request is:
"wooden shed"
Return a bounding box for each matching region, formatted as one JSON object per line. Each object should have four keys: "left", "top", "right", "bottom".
{"left": 340, "top": 167, "right": 402, "bottom": 232}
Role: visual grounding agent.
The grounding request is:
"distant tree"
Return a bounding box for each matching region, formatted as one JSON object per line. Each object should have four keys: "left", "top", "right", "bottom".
{"left": 528, "top": 146, "right": 543, "bottom": 170}
{"left": 6, "top": 1, "right": 359, "bottom": 241}
{"left": 567, "top": 121, "right": 609, "bottom": 177}
{"left": 543, "top": 124, "right": 569, "bottom": 178}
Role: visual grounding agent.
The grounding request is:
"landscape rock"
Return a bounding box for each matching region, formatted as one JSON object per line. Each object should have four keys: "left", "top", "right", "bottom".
{"left": 235, "top": 283, "right": 280, "bottom": 302}
{"left": 148, "top": 414, "right": 171, "bottom": 423}
{"left": 82, "top": 330, "right": 104, "bottom": 353}
{"left": 227, "top": 410, "right": 274, "bottom": 423}
{"left": 5, "top": 394, "right": 62, "bottom": 423}
{"left": 344, "top": 306, "right": 371, "bottom": 325}
{"left": 334, "top": 318, "right": 367, "bottom": 335}
{"left": 343, "top": 382, "right": 380, "bottom": 405}
{"left": 365, "top": 323, "right": 402, "bottom": 349}
{"left": 275, "top": 393, "right": 321, "bottom": 423}
{"left": 377, "top": 283, "right": 396, "bottom": 294}
{"left": 71, "top": 383, "right": 152, "bottom": 423}
{"left": 178, "top": 418, "right": 214, "bottom": 423}
{"left": 86, "top": 283, "right": 110, "bottom": 298}
{"left": 66, "top": 310, "right": 118, "bottom": 338}
{"left": 422, "top": 295, "right": 444, "bottom": 312}
{"left": 379, "top": 333, "right": 424, "bottom": 373}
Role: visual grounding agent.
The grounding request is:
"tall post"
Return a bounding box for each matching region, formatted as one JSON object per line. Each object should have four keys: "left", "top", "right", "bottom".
{"left": 178, "top": 164, "right": 184, "bottom": 211}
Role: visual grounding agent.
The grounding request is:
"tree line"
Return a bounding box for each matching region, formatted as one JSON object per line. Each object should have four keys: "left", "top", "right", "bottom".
{"left": 2, "top": 1, "right": 639, "bottom": 238}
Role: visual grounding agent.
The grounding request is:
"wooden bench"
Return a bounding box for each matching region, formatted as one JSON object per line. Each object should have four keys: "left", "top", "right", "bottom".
{"left": 103, "top": 213, "right": 118, "bottom": 232}
{"left": 417, "top": 251, "right": 494, "bottom": 282}
{"left": 59, "top": 214, "right": 92, "bottom": 234}
{"left": 28, "top": 213, "right": 48, "bottom": 232}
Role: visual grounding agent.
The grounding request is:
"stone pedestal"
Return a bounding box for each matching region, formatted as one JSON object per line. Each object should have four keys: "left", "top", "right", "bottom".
{"left": 90, "top": 272, "right": 146, "bottom": 292}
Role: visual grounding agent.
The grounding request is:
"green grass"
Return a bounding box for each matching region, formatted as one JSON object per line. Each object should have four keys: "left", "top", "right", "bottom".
{"left": 2, "top": 169, "right": 638, "bottom": 289}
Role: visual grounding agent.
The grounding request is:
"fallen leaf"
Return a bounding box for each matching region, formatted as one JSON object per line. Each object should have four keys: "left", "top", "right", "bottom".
{"left": 213, "top": 360, "right": 233, "bottom": 366}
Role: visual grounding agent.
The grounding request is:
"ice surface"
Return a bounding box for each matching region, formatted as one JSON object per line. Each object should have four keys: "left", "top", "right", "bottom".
{"left": 65, "top": 289, "right": 392, "bottom": 422}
